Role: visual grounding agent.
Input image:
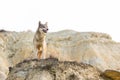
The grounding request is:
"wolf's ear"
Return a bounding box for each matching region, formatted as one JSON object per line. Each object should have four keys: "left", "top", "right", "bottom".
{"left": 39, "top": 21, "right": 41, "bottom": 26}
{"left": 45, "top": 22, "right": 48, "bottom": 26}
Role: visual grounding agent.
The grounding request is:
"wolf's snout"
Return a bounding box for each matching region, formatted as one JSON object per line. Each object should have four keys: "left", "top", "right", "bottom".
{"left": 43, "top": 29, "right": 48, "bottom": 33}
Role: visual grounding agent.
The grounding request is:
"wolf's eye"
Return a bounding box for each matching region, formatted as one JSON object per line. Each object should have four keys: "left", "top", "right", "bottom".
{"left": 39, "top": 25, "right": 45, "bottom": 28}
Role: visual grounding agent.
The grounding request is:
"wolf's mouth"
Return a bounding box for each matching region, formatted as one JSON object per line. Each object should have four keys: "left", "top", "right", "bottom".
{"left": 43, "top": 29, "right": 47, "bottom": 33}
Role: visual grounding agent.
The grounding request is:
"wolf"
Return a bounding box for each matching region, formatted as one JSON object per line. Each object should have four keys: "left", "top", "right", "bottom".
{"left": 33, "top": 21, "right": 48, "bottom": 59}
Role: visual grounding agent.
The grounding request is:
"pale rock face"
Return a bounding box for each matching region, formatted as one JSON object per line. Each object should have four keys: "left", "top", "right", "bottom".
{"left": 0, "top": 31, "right": 36, "bottom": 80}
{"left": 0, "top": 55, "right": 8, "bottom": 75}
{"left": 0, "top": 32, "right": 9, "bottom": 80}
{"left": 46, "top": 30, "right": 120, "bottom": 71}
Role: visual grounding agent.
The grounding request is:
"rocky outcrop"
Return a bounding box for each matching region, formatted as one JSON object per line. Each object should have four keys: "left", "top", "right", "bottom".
{"left": 0, "top": 30, "right": 120, "bottom": 79}
{"left": 6, "top": 58, "right": 104, "bottom": 80}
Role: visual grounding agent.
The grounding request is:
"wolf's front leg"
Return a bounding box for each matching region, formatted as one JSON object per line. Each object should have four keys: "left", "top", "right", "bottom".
{"left": 37, "top": 50, "right": 42, "bottom": 59}
{"left": 37, "top": 47, "right": 43, "bottom": 59}
{"left": 42, "top": 40, "right": 47, "bottom": 59}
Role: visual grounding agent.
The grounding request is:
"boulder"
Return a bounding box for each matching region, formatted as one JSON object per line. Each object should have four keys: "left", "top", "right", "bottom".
{"left": 102, "top": 70, "right": 120, "bottom": 80}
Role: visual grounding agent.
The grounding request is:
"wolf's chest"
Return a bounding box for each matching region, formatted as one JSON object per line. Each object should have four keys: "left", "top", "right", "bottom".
{"left": 35, "top": 33, "right": 45, "bottom": 40}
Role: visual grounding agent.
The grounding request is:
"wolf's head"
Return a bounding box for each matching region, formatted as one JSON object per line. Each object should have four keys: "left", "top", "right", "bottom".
{"left": 38, "top": 21, "right": 48, "bottom": 33}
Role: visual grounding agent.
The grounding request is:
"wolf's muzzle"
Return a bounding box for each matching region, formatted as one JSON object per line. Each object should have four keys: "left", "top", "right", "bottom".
{"left": 43, "top": 29, "right": 48, "bottom": 33}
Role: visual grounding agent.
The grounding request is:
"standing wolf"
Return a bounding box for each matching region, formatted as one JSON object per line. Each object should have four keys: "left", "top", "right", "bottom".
{"left": 33, "top": 21, "right": 48, "bottom": 59}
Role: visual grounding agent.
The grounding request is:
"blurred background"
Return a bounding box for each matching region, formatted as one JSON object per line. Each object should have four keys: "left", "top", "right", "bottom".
{"left": 0, "top": 0, "right": 120, "bottom": 41}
